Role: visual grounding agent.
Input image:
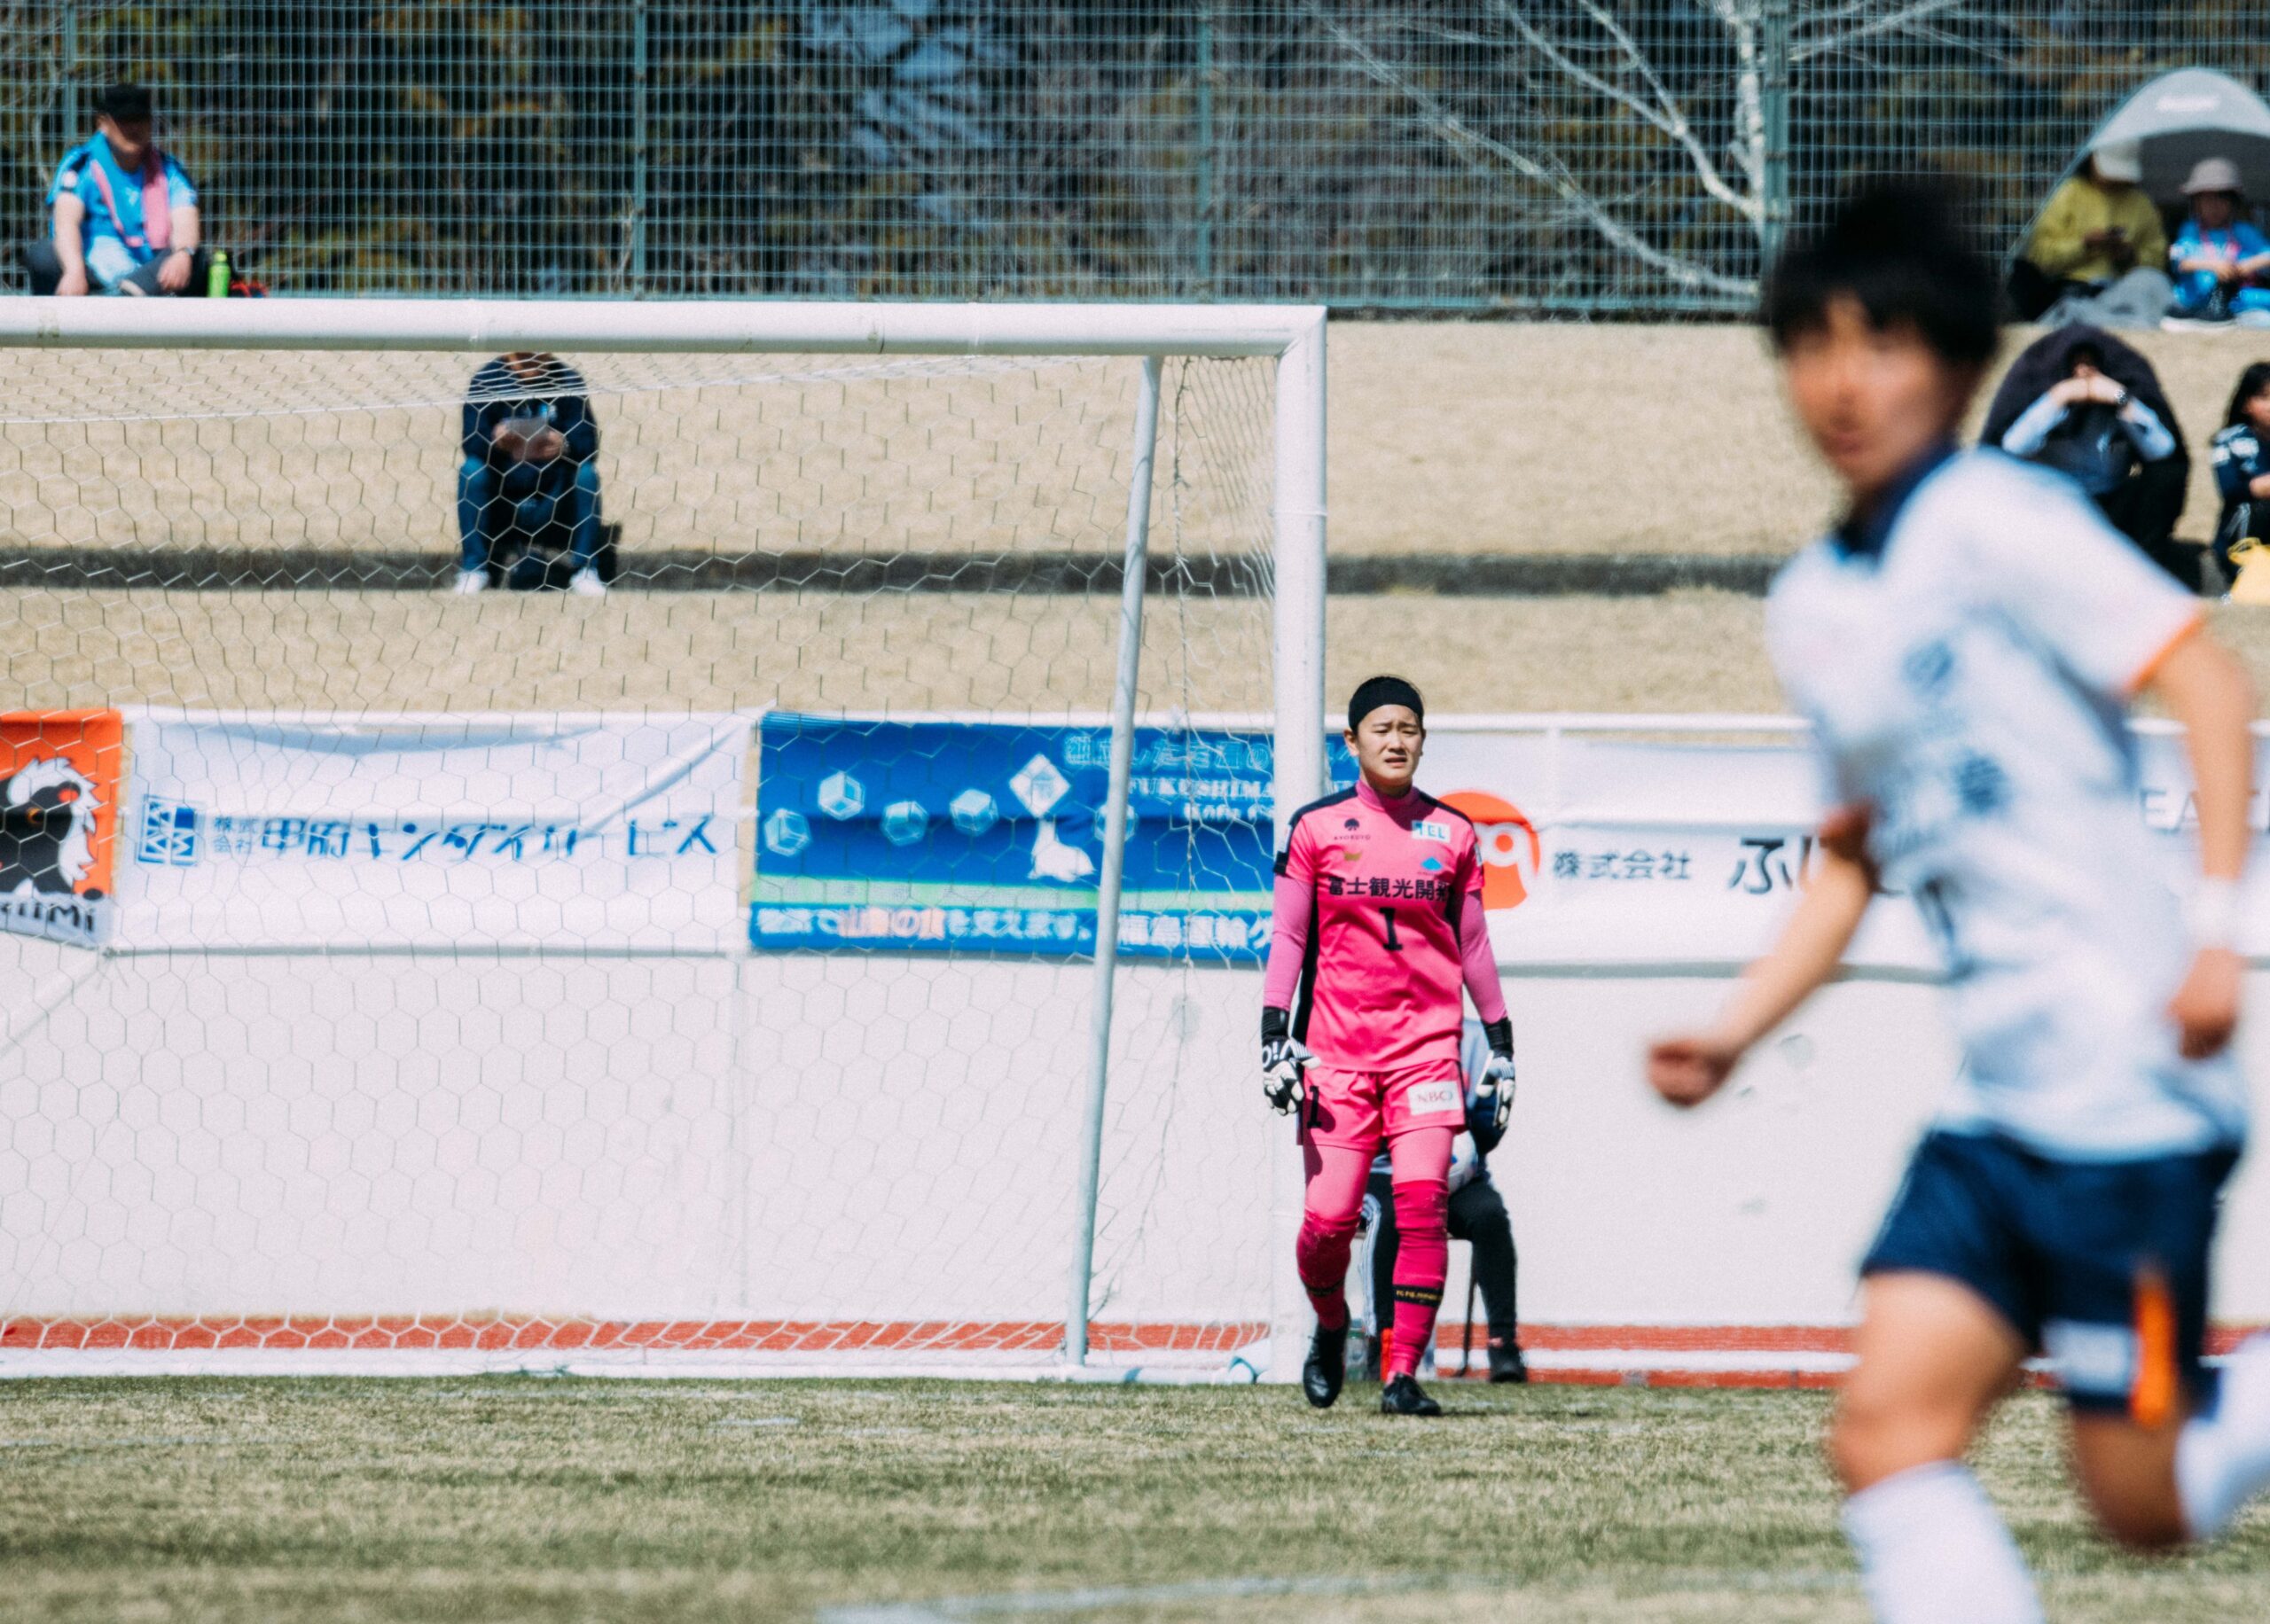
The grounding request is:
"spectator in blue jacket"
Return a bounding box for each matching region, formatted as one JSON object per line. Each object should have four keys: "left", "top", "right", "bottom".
{"left": 456, "top": 353, "right": 605, "bottom": 597}
{"left": 1362, "top": 1019, "right": 1527, "bottom": 1383}
{"left": 2166, "top": 159, "right": 2270, "bottom": 327}
{"left": 2211, "top": 362, "right": 2270, "bottom": 581}
{"left": 27, "top": 84, "right": 207, "bottom": 297}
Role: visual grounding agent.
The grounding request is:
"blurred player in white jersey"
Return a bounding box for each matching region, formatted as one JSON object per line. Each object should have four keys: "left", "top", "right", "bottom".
{"left": 1648, "top": 181, "right": 2270, "bottom": 1623}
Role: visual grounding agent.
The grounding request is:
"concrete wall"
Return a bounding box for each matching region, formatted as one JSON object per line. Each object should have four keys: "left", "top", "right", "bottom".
{"left": 10, "top": 940, "right": 2269, "bottom": 1344}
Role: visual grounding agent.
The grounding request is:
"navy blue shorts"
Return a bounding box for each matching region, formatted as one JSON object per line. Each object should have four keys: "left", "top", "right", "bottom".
{"left": 1862, "top": 1129, "right": 2239, "bottom": 1417}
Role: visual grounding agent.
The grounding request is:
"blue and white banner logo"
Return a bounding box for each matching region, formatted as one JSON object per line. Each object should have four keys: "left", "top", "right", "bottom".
{"left": 752, "top": 714, "right": 1275, "bottom": 961}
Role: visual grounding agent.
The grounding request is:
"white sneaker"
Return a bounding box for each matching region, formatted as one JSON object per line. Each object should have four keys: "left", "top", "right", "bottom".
{"left": 450, "top": 569, "right": 488, "bottom": 595}
{"left": 568, "top": 566, "right": 607, "bottom": 598}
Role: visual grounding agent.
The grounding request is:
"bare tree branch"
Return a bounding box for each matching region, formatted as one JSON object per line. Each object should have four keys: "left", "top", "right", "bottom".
{"left": 1793, "top": 0, "right": 1972, "bottom": 63}
{"left": 1483, "top": 0, "right": 1761, "bottom": 224}
{"left": 1303, "top": 3, "right": 1755, "bottom": 297}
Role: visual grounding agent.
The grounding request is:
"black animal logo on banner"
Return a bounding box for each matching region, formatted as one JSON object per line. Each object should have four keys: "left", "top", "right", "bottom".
{"left": 0, "top": 755, "right": 103, "bottom": 897}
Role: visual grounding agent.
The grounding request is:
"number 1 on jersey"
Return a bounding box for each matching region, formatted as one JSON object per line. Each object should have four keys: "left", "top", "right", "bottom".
{"left": 1382, "top": 906, "right": 1403, "bottom": 952}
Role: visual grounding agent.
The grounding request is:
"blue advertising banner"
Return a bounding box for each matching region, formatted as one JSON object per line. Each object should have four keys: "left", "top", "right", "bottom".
{"left": 752, "top": 714, "right": 1278, "bottom": 961}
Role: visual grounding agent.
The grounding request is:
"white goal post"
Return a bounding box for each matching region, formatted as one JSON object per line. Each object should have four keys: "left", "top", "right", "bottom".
{"left": 0, "top": 299, "right": 1327, "bottom": 1379}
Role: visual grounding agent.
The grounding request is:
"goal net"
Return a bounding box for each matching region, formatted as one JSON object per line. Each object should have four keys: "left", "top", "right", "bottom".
{"left": 0, "top": 301, "right": 1326, "bottom": 1379}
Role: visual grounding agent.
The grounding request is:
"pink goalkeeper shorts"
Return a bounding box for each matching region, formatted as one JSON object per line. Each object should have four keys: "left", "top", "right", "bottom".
{"left": 1302, "top": 1058, "right": 1464, "bottom": 1150}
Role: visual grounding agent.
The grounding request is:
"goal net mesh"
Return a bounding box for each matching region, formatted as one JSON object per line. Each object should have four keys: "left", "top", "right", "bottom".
{"left": 0, "top": 342, "right": 1283, "bottom": 1373}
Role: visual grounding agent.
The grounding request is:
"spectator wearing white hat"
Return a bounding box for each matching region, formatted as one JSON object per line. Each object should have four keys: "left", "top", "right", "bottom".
{"left": 2016, "top": 139, "right": 2172, "bottom": 327}
{"left": 2167, "top": 157, "right": 2270, "bottom": 328}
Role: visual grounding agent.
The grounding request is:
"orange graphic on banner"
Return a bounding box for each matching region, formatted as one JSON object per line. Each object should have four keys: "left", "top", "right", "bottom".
{"left": 1441, "top": 790, "right": 1540, "bottom": 911}
{"left": 0, "top": 709, "right": 123, "bottom": 947}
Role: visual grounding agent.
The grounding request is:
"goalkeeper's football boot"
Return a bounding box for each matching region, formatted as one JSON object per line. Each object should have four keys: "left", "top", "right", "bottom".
{"left": 1379, "top": 1373, "right": 1443, "bottom": 1417}
{"left": 1302, "top": 1323, "right": 1349, "bottom": 1409}
{"left": 1488, "top": 1339, "right": 1530, "bottom": 1385}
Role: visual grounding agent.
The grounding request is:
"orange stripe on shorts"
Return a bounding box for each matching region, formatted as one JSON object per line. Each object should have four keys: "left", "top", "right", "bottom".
{"left": 2131, "top": 1264, "right": 2180, "bottom": 1429}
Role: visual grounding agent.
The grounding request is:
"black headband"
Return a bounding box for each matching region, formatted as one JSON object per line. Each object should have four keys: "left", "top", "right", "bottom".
{"left": 1347, "top": 675, "right": 1424, "bottom": 731}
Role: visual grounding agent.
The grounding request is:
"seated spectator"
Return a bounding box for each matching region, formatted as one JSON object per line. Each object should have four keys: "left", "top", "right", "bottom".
{"left": 26, "top": 84, "right": 207, "bottom": 298}
{"left": 2165, "top": 159, "right": 2270, "bottom": 328}
{"left": 1361, "top": 1019, "right": 1527, "bottom": 1384}
{"left": 1992, "top": 329, "right": 2191, "bottom": 584}
{"left": 456, "top": 353, "right": 606, "bottom": 597}
{"left": 2013, "top": 140, "right": 2172, "bottom": 328}
{"left": 2210, "top": 362, "right": 2270, "bottom": 588}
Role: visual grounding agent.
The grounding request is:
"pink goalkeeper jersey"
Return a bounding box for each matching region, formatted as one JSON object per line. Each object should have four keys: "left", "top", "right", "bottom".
{"left": 1264, "top": 779, "right": 1507, "bottom": 1072}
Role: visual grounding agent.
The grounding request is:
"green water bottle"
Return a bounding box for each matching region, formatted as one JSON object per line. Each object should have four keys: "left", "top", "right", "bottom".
{"left": 207, "top": 249, "right": 230, "bottom": 299}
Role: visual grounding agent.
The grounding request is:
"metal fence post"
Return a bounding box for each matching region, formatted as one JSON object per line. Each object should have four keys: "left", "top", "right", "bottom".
{"left": 1757, "top": 0, "right": 1792, "bottom": 269}
{"left": 60, "top": 0, "right": 79, "bottom": 147}
{"left": 1194, "top": 5, "right": 1216, "bottom": 299}
{"left": 630, "top": 0, "right": 649, "bottom": 296}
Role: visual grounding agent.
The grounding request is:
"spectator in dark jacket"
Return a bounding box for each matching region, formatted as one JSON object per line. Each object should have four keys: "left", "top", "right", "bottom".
{"left": 1984, "top": 325, "right": 2195, "bottom": 588}
{"left": 456, "top": 352, "right": 604, "bottom": 597}
{"left": 1362, "top": 1019, "right": 1527, "bottom": 1384}
{"left": 2211, "top": 362, "right": 2270, "bottom": 586}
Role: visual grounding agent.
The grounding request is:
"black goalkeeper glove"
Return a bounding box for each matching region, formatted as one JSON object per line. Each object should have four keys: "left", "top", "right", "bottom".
{"left": 1475, "top": 1017, "right": 1516, "bottom": 1134}
{"left": 1261, "top": 1006, "right": 1312, "bottom": 1116}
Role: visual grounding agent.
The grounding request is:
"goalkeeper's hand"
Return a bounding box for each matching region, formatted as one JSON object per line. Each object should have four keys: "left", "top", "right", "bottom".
{"left": 1475, "top": 1017, "right": 1516, "bottom": 1133}
{"left": 1261, "top": 1007, "right": 1311, "bottom": 1116}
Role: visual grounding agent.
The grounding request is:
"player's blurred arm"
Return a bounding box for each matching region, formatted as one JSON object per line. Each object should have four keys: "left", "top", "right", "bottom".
{"left": 2142, "top": 629, "right": 2256, "bottom": 1058}
{"left": 1648, "top": 808, "right": 1875, "bottom": 1108}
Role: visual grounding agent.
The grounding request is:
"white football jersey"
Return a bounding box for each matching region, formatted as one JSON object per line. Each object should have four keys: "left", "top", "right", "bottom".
{"left": 1766, "top": 449, "right": 2247, "bottom": 1159}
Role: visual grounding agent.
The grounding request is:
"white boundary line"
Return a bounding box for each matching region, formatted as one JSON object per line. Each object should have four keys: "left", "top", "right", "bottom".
{"left": 815, "top": 1574, "right": 1468, "bottom": 1622}
{"left": 0, "top": 1347, "right": 1270, "bottom": 1383}
{"left": 811, "top": 1568, "right": 1859, "bottom": 1621}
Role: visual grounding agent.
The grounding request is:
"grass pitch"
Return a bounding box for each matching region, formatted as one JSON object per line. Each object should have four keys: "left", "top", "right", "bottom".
{"left": 2, "top": 1379, "right": 2266, "bottom": 1622}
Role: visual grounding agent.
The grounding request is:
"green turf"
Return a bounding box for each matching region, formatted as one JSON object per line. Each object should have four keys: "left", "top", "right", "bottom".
{"left": 0, "top": 1378, "right": 2265, "bottom": 1622}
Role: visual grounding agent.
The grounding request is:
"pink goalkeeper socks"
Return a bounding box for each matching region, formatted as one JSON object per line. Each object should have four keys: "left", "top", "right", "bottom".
{"left": 1387, "top": 1179, "right": 1449, "bottom": 1377}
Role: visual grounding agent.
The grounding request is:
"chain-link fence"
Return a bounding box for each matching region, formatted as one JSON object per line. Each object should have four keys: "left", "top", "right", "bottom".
{"left": 0, "top": 3, "right": 2263, "bottom": 312}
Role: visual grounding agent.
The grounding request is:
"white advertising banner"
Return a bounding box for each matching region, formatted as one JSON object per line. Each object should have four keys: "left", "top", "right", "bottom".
{"left": 114, "top": 712, "right": 750, "bottom": 951}
{"left": 1412, "top": 718, "right": 2267, "bottom": 975}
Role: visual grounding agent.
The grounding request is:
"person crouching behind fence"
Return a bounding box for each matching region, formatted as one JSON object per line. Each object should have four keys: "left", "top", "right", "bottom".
{"left": 1996, "top": 334, "right": 2188, "bottom": 583}
{"left": 456, "top": 353, "right": 606, "bottom": 597}
{"left": 27, "top": 84, "right": 208, "bottom": 298}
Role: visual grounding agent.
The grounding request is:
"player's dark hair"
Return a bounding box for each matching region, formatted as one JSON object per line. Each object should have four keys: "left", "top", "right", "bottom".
{"left": 1347, "top": 675, "right": 1423, "bottom": 732}
{"left": 1763, "top": 180, "right": 2000, "bottom": 368}
{"left": 2065, "top": 341, "right": 2106, "bottom": 376}
{"left": 97, "top": 83, "right": 153, "bottom": 123}
{"left": 2224, "top": 361, "right": 2270, "bottom": 428}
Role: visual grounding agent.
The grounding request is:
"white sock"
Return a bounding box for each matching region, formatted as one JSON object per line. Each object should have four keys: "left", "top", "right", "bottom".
{"left": 2179, "top": 1333, "right": 2270, "bottom": 1539}
{"left": 1843, "top": 1461, "right": 2041, "bottom": 1624}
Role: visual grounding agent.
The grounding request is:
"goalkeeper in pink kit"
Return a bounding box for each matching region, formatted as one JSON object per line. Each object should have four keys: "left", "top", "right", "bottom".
{"left": 1262, "top": 675, "right": 1515, "bottom": 1416}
